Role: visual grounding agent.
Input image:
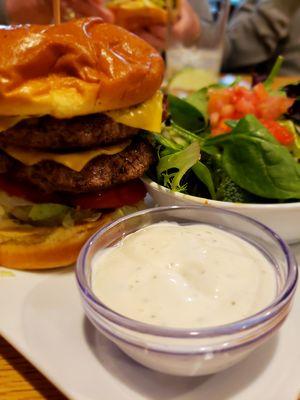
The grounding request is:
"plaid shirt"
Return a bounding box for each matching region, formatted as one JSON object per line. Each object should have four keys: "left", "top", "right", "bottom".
{"left": 222, "top": 0, "right": 300, "bottom": 75}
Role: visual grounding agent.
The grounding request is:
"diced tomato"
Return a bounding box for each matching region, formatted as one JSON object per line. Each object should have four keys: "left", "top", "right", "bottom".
{"left": 211, "top": 121, "right": 232, "bottom": 136}
{"left": 231, "top": 86, "right": 253, "bottom": 103}
{"left": 72, "top": 179, "right": 147, "bottom": 209}
{"left": 208, "top": 83, "right": 296, "bottom": 136}
{"left": 207, "top": 88, "right": 232, "bottom": 114}
{"left": 253, "top": 83, "right": 269, "bottom": 101}
{"left": 210, "top": 112, "right": 220, "bottom": 127}
{"left": 235, "top": 97, "right": 256, "bottom": 115}
{"left": 260, "top": 120, "right": 295, "bottom": 146}
{"left": 221, "top": 104, "right": 235, "bottom": 118}
{"left": 258, "top": 96, "right": 294, "bottom": 120}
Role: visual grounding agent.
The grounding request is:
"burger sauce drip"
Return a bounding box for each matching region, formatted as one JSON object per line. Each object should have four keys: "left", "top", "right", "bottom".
{"left": 53, "top": 0, "right": 61, "bottom": 24}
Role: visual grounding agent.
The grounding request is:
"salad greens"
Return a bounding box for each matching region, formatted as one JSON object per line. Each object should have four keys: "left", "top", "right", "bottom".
{"left": 157, "top": 142, "right": 200, "bottom": 191}
{"left": 263, "top": 56, "right": 284, "bottom": 90}
{"left": 150, "top": 60, "right": 300, "bottom": 203}
{"left": 168, "top": 95, "right": 206, "bottom": 133}
{"left": 206, "top": 116, "right": 300, "bottom": 199}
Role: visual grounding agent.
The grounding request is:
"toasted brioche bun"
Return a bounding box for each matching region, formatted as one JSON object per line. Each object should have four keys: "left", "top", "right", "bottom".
{"left": 0, "top": 212, "right": 115, "bottom": 270}
{"left": 0, "top": 18, "right": 164, "bottom": 119}
{"left": 109, "top": 6, "right": 167, "bottom": 31}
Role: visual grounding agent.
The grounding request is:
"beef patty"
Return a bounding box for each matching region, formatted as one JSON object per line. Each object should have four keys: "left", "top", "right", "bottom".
{"left": 0, "top": 138, "right": 154, "bottom": 193}
{"left": 0, "top": 114, "right": 139, "bottom": 150}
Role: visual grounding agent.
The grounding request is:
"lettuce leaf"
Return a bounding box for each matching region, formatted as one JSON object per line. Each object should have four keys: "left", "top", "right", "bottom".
{"left": 0, "top": 197, "right": 101, "bottom": 227}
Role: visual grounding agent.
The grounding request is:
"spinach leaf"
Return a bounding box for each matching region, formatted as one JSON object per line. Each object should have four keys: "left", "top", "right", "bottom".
{"left": 279, "top": 120, "right": 300, "bottom": 160}
{"left": 168, "top": 94, "right": 206, "bottom": 133}
{"left": 222, "top": 135, "right": 300, "bottom": 199}
{"left": 231, "top": 115, "right": 277, "bottom": 143}
{"left": 192, "top": 161, "right": 216, "bottom": 199}
{"left": 204, "top": 115, "right": 300, "bottom": 199}
{"left": 186, "top": 88, "right": 208, "bottom": 123}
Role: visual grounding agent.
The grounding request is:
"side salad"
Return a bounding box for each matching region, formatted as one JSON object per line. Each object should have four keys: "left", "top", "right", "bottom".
{"left": 149, "top": 57, "right": 300, "bottom": 203}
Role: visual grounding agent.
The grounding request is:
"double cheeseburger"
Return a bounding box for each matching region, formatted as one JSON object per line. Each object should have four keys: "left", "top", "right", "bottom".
{"left": 106, "top": 0, "right": 178, "bottom": 31}
{"left": 0, "top": 18, "right": 164, "bottom": 270}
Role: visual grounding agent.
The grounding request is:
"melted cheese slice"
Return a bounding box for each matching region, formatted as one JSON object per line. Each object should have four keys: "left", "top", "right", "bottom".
{"left": 105, "top": 90, "right": 163, "bottom": 133}
{"left": 3, "top": 141, "right": 130, "bottom": 172}
{"left": 0, "top": 90, "right": 163, "bottom": 133}
{"left": 106, "top": 91, "right": 163, "bottom": 133}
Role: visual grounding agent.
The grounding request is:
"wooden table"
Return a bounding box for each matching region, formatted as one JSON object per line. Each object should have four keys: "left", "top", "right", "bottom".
{"left": 1, "top": 74, "right": 299, "bottom": 400}
{"left": 0, "top": 336, "right": 67, "bottom": 400}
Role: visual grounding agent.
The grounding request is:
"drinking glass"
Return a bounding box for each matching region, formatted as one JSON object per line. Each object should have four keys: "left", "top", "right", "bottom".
{"left": 166, "top": 0, "right": 230, "bottom": 95}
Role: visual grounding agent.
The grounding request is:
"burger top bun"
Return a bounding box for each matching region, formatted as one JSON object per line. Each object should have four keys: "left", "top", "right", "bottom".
{"left": 0, "top": 18, "right": 164, "bottom": 119}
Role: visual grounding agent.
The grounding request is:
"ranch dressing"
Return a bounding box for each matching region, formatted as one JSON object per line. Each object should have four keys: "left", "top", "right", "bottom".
{"left": 91, "top": 223, "right": 276, "bottom": 328}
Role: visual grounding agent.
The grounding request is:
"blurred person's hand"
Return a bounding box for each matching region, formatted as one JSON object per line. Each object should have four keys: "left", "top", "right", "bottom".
{"left": 172, "top": 0, "right": 200, "bottom": 45}
{"left": 134, "top": 0, "right": 201, "bottom": 51}
{"left": 61, "top": 0, "right": 114, "bottom": 22}
{"left": 135, "top": 25, "right": 166, "bottom": 52}
{"left": 5, "top": 0, "right": 114, "bottom": 24}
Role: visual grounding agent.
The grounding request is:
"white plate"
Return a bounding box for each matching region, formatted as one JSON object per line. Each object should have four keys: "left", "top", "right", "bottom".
{"left": 1, "top": 246, "right": 300, "bottom": 400}
{"left": 143, "top": 178, "right": 300, "bottom": 244}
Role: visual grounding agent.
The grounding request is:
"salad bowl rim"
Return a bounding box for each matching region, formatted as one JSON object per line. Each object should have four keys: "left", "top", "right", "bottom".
{"left": 143, "top": 177, "right": 300, "bottom": 210}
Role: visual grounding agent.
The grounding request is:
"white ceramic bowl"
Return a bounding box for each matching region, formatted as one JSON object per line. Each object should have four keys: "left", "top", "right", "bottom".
{"left": 76, "top": 206, "right": 297, "bottom": 376}
{"left": 143, "top": 177, "right": 300, "bottom": 244}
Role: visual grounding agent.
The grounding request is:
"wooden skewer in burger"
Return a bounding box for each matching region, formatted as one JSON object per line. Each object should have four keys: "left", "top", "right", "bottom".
{"left": 0, "top": 17, "right": 164, "bottom": 270}
{"left": 53, "top": 0, "right": 61, "bottom": 24}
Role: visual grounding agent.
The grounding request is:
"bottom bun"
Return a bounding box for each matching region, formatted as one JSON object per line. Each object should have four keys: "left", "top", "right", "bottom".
{"left": 0, "top": 212, "right": 115, "bottom": 270}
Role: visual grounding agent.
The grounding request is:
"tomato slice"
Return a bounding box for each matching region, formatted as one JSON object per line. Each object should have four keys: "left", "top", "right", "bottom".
{"left": 0, "top": 176, "right": 147, "bottom": 210}
{"left": 0, "top": 175, "right": 63, "bottom": 204}
{"left": 72, "top": 180, "right": 147, "bottom": 209}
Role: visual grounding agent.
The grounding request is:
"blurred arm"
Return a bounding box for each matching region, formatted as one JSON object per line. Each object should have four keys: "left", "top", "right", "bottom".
{"left": 5, "top": 0, "right": 55, "bottom": 24}
{"left": 5, "top": 0, "right": 114, "bottom": 24}
{"left": 0, "top": 0, "right": 7, "bottom": 23}
{"left": 223, "top": 0, "right": 300, "bottom": 69}
{"left": 189, "top": 0, "right": 212, "bottom": 22}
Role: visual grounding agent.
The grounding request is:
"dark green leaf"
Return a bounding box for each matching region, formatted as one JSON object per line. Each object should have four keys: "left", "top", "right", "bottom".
{"left": 186, "top": 88, "right": 208, "bottom": 123}
{"left": 223, "top": 135, "right": 300, "bottom": 199}
{"left": 230, "top": 114, "right": 277, "bottom": 143}
{"left": 203, "top": 115, "right": 300, "bottom": 199}
{"left": 157, "top": 142, "right": 200, "bottom": 190}
{"left": 192, "top": 161, "right": 216, "bottom": 199}
{"left": 168, "top": 94, "right": 206, "bottom": 133}
{"left": 151, "top": 132, "right": 183, "bottom": 151}
{"left": 264, "top": 56, "right": 284, "bottom": 89}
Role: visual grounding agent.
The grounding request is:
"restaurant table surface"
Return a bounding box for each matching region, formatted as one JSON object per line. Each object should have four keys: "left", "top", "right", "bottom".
{"left": 0, "top": 75, "right": 299, "bottom": 400}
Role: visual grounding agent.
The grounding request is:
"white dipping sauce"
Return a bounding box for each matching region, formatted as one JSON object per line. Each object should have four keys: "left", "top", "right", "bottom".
{"left": 91, "top": 223, "right": 276, "bottom": 328}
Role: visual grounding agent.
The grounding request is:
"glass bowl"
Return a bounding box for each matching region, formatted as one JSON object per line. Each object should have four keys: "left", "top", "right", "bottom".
{"left": 76, "top": 206, "right": 298, "bottom": 376}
